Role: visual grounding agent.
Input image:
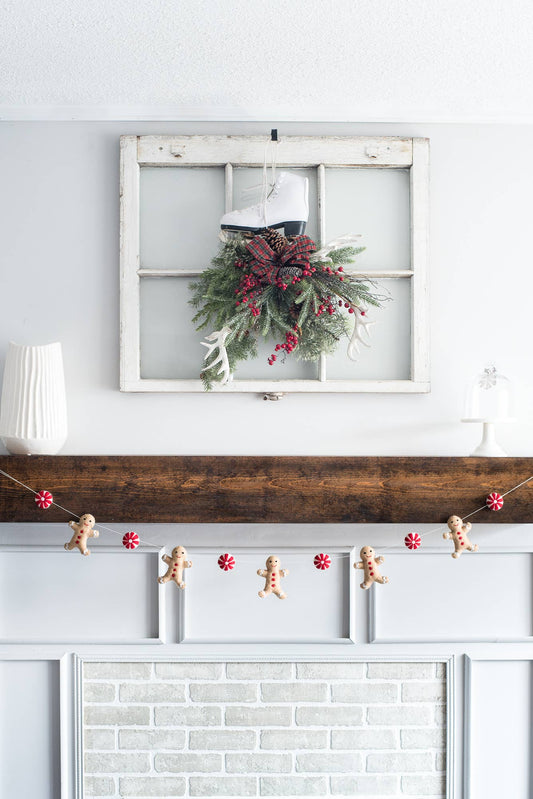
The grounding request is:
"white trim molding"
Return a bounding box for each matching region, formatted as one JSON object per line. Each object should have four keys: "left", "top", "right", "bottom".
{"left": 3, "top": 105, "right": 533, "bottom": 124}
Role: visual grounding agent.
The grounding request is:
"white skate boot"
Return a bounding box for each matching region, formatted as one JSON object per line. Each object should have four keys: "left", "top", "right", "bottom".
{"left": 220, "top": 171, "right": 309, "bottom": 235}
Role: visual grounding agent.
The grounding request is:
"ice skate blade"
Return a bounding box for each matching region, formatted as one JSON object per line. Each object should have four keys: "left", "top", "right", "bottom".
{"left": 220, "top": 221, "right": 306, "bottom": 236}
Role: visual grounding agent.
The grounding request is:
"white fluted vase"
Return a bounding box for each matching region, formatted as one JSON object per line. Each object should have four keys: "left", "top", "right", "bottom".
{"left": 0, "top": 342, "right": 67, "bottom": 455}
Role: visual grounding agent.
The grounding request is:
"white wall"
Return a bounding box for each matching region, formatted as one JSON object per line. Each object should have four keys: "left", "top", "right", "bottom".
{"left": 1, "top": 121, "right": 532, "bottom": 455}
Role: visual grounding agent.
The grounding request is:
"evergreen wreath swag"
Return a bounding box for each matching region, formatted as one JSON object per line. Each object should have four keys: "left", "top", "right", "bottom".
{"left": 190, "top": 228, "right": 386, "bottom": 389}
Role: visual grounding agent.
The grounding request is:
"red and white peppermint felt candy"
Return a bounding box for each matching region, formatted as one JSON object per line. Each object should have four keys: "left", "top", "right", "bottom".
{"left": 486, "top": 492, "right": 504, "bottom": 511}
{"left": 314, "top": 553, "right": 331, "bottom": 570}
{"left": 35, "top": 490, "right": 53, "bottom": 509}
{"left": 404, "top": 532, "right": 421, "bottom": 550}
{"left": 218, "top": 553, "right": 235, "bottom": 571}
{"left": 122, "top": 531, "right": 140, "bottom": 550}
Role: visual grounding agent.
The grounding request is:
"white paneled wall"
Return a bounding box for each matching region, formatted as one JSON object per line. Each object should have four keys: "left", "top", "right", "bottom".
{"left": 0, "top": 660, "right": 61, "bottom": 798}
{"left": 2, "top": 521, "right": 533, "bottom": 798}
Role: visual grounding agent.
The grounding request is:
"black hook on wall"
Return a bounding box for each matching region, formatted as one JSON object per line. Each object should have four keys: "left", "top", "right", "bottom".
{"left": 271, "top": 128, "right": 278, "bottom": 141}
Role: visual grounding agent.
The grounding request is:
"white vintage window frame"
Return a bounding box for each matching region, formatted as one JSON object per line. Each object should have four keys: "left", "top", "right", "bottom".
{"left": 120, "top": 135, "right": 430, "bottom": 394}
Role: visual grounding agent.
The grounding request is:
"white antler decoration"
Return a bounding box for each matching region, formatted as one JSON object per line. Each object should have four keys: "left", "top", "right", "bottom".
{"left": 311, "top": 234, "right": 362, "bottom": 263}
{"left": 347, "top": 307, "right": 375, "bottom": 361}
{"left": 201, "top": 326, "right": 232, "bottom": 384}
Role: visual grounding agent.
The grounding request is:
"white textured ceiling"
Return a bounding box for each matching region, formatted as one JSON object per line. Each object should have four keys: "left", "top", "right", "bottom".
{"left": 2, "top": 0, "right": 533, "bottom": 120}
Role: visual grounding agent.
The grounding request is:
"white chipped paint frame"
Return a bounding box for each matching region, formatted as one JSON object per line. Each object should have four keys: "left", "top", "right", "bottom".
{"left": 0, "top": 545, "right": 167, "bottom": 645}
{"left": 120, "top": 135, "right": 430, "bottom": 394}
{"left": 73, "top": 653, "right": 455, "bottom": 799}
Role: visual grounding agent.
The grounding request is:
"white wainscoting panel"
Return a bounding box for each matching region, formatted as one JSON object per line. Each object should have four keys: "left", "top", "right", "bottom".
{"left": 0, "top": 547, "right": 163, "bottom": 643}
{"left": 371, "top": 552, "right": 533, "bottom": 642}
{"left": 466, "top": 658, "right": 532, "bottom": 799}
{"left": 0, "top": 660, "right": 61, "bottom": 798}
{"left": 179, "top": 548, "right": 354, "bottom": 643}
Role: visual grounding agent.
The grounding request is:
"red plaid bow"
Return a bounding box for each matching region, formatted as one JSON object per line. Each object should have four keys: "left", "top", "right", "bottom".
{"left": 245, "top": 235, "right": 316, "bottom": 284}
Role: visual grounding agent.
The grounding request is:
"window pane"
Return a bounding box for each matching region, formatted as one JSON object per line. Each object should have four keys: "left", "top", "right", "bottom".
{"left": 325, "top": 168, "right": 410, "bottom": 271}
{"left": 140, "top": 278, "right": 318, "bottom": 381}
{"left": 140, "top": 278, "right": 204, "bottom": 379}
{"left": 325, "top": 278, "right": 411, "bottom": 380}
{"left": 232, "top": 167, "right": 319, "bottom": 243}
{"left": 235, "top": 337, "right": 318, "bottom": 380}
{"left": 140, "top": 167, "right": 225, "bottom": 270}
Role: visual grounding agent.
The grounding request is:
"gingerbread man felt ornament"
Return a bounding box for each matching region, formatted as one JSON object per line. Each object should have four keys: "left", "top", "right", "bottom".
{"left": 354, "top": 546, "right": 389, "bottom": 589}
{"left": 64, "top": 513, "right": 99, "bottom": 556}
{"left": 257, "top": 555, "right": 288, "bottom": 600}
{"left": 158, "top": 546, "right": 192, "bottom": 589}
{"left": 443, "top": 515, "right": 479, "bottom": 558}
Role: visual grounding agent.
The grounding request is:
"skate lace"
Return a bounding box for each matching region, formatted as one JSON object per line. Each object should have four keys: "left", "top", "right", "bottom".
{"left": 234, "top": 138, "right": 279, "bottom": 223}
{"left": 234, "top": 185, "right": 280, "bottom": 215}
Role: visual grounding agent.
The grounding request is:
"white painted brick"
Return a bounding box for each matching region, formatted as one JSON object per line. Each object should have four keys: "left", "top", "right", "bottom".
{"left": 225, "top": 706, "right": 291, "bottom": 727}
{"left": 436, "top": 751, "right": 446, "bottom": 771}
{"left": 331, "top": 728, "right": 397, "bottom": 749}
{"left": 434, "top": 704, "right": 447, "bottom": 725}
{"left": 84, "top": 662, "right": 151, "bottom": 680}
{"left": 190, "top": 683, "right": 257, "bottom": 703}
{"left": 84, "top": 776, "right": 115, "bottom": 796}
{"left": 155, "top": 753, "right": 222, "bottom": 772}
{"left": 189, "top": 730, "right": 256, "bottom": 750}
{"left": 401, "top": 728, "right": 446, "bottom": 749}
{"left": 296, "top": 752, "right": 362, "bottom": 773}
{"left": 119, "top": 682, "right": 185, "bottom": 703}
{"left": 85, "top": 752, "right": 150, "bottom": 773}
{"left": 435, "top": 663, "right": 447, "bottom": 678}
{"left": 367, "top": 704, "right": 431, "bottom": 726}
{"left": 331, "top": 682, "right": 398, "bottom": 703}
{"left": 84, "top": 683, "right": 116, "bottom": 703}
{"left": 296, "top": 663, "right": 364, "bottom": 680}
{"left": 118, "top": 730, "right": 186, "bottom": 750}
{"left": 190, "top": 777, "right": 257, "bottom": 796}
{"left": 366, "top": 752, "right": 434, "bottom": 773}
{"left": 227, "top": 662, "right": 292, "bottom": 680}
{"left": 155, "top": 662, "right": 222, "bottom": 680}
{"left": 367, "top": 662, "right": 435, "bottom": 679}
{"left": 296, "top": 705, "right": 363, "bottom": 726}
{"left": 261, "top": 682, "right": 327, "bottom": 702}
{"left": 120, "top": 776, "right": 186, "bottom": 796}
{"left": 155, "top": 705, "right": 222, "bottom": 727}
{"left": 330, "top": 775, "right": 399, "bottom": 795}
{"left": 84, "top": 729, "right": 116, "bottom": 750}
{"left": 84, "top": 706, "right": 150, "bottom": 726}
{"left": 260, "top": 730, "right": 328, "bottom": 750}
{"left": 402, "top": 775, "right": 446, "bottom": 795}
{"left": 402, "top": 681, "right": 446, "bottom": 702}
{"left": 260, "top": 776, "right": 328, "bottom": 795}
{"left": 226, "top": 753, "right": 292, "bottom": 773}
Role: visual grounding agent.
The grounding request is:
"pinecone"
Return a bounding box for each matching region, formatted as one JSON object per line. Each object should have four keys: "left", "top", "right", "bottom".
{"left": 278, "top": 265, "right": 303, "bottom": 279}
{"left": 262, "top": 228, "right": 287, "bottom": 255}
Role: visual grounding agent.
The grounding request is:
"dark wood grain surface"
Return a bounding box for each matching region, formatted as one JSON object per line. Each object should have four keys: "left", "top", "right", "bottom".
{"left": 1, "top": 456, "right": 532, "bottom": 524}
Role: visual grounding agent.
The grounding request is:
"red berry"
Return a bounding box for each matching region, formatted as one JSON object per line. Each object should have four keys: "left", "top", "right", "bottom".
{"left": 348, "top": 307, "right": 354, "bottom": 314}
{"left": 338, "top": 266, "right": 343, "bottom": 272}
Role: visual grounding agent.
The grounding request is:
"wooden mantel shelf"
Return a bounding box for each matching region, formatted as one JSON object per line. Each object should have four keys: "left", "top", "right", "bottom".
{"left": 0, "top": 456, "right": 532, "bottom": 524}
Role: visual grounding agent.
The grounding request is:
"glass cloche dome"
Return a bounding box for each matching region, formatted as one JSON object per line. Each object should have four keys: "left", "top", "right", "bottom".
{"left": 463, "top": 366, "right": 515, "bottom": 422}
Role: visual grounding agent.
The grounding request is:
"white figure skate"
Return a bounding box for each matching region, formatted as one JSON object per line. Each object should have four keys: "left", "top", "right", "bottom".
{"left": 220, "top": 171, "right": 309, "bottom": 235}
